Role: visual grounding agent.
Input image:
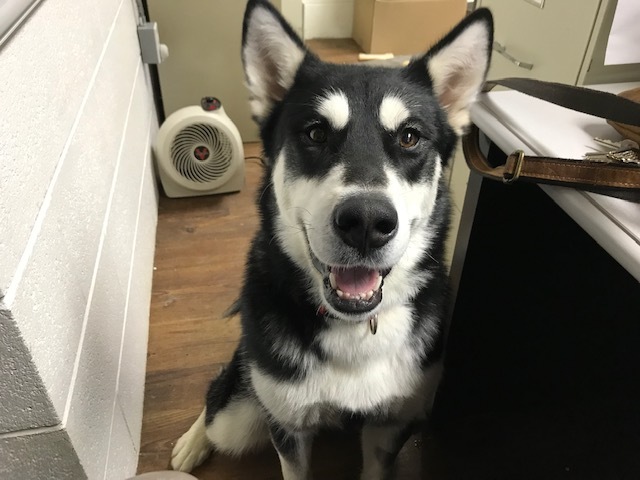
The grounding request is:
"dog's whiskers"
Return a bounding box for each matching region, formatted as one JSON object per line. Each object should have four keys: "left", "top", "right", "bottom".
{"left": 268, "top": 234, "right": 278, "bottom": 246}
{"left": 258, "top": 180, "right": 273, "bottom": 204}
{"left": 288, "top": 206, "right": 313, "bottom": 218}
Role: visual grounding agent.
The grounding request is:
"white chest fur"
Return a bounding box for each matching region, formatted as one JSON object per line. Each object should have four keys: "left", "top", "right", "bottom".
{"left": 250, "top": 304, "right": 428, "bottom": 429}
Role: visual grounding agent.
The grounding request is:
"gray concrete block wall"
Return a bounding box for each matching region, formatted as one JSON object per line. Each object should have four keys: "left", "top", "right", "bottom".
{"left": 0, "top": 307, "right": 59, "bottom": 432}
{"left": 0, "top": 430, "right": 86, "bottom": 479}
{"left": 0, "top": 0, "right": 158, "bottom": 477}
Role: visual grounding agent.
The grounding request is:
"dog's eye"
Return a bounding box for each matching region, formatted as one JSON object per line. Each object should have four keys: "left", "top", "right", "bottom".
{"left": 307, "top": 126, "right": 327, "bottom": 143}
{"left": 399, "top": 128, "right": 420, "bottom": 148}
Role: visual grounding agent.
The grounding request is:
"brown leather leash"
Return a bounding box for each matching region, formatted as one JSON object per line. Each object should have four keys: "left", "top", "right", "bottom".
{"left": 462, "top": 78, "right": 640, "bottom": 193}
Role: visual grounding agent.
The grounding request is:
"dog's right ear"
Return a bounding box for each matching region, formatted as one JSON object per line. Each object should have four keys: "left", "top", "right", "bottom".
{"left": 242, "top": 0, "right": 308, "bottom": 123}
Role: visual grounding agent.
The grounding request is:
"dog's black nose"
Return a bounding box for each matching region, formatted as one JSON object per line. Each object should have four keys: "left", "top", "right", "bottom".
{"left": 333, "top": 194, "right": 398, "bottom": 254}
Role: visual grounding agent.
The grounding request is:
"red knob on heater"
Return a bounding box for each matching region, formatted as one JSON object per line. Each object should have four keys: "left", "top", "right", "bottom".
{"left": 201, "top": 97, "right": 221, "bottom": 111}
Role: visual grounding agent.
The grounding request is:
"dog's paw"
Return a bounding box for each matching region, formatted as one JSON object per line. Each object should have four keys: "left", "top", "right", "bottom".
{"left": 170, "top": 412, "right": 212, "bottom": 472}
{"left": 170, "top": 429, "right": 212, "bottom": 472}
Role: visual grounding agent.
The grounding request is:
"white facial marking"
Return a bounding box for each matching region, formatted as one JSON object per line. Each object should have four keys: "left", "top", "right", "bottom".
{"left": 272, "top": 141, "right": 446, "bottom": 324}
{"left": 272, "top": 152, "right": 347, "bottom": 305}
{"left": 372, "top": 157, "right": 442, "bottom": 299}
{"left": 316, "top": 90, "right": 350, "bottom": 130}
{"left": 379, "top": 95, "right": 410, "bottom": 131}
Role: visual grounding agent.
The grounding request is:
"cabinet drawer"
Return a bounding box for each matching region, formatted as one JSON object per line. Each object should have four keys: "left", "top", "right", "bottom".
{"left": 479, "top": 0, "right": 601, "bottom": 84}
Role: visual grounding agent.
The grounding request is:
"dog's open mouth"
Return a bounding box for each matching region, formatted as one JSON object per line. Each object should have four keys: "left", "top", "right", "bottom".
{"left": 309, "top": 249, "right": 391, "bottom": 315}
{"left": 325, "top": 266, "right": 387, "bottom": 314}
{"left": 306, "top": 232, "right": 390, "bottom": 316}
{"left": 330, "top": 267, "right": 382, "bottom": 302}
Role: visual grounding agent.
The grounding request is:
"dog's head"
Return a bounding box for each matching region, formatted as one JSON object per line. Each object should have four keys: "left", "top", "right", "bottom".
{"left": 242, "top": 1, "right": 492, "bottom": 323}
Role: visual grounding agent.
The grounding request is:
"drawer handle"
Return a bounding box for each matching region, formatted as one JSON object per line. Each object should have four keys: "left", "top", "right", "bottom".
{"left": 493, "top": 41, "right": 534, "bottom": 70}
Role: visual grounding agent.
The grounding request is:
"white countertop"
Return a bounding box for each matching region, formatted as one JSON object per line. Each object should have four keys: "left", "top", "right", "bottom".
{"left": 470, "top": 82, "right": 640, "bottom": 282}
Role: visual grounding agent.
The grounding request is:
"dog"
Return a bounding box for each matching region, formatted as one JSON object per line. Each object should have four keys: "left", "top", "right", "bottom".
{"left": 170, "top": 2, "right": 493, "bottom": 478}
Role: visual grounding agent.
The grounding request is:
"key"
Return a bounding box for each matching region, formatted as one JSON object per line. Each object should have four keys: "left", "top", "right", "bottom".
{"left": 585, "top": 137, "right": 640, "bottom": 164}
{"left": 593, "top": 137, "right": 622, "bottom": 150}
{"left": 584, "top": 148, "right": 640, "bottom": 165}
{"left": 608, "top": 148, "right": 640, "bottom": 165}
{"left": 592, "top": 137, "right": 639, "bottom": 151}
{"left": 583, "top": 151, "right": 614, "bottom": 163}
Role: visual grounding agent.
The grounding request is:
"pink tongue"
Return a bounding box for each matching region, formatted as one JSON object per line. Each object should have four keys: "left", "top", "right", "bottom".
{"left": 333, "top": 267, "right": 379, "bottom": 295}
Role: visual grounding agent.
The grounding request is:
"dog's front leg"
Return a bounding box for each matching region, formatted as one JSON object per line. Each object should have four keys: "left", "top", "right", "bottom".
{"left": 360, "top": 363, "right": 443, "bottom": 479}
{"left": 269, "top": 423, "right": 314, "bottom": 480}
{"left": 360, "top": 421, "right": 420, "bottom": 480}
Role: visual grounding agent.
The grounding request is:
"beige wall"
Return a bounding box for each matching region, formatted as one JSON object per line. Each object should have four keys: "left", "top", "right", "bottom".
{"left": 149, "top": 0, "right": 260, "bottom": 142}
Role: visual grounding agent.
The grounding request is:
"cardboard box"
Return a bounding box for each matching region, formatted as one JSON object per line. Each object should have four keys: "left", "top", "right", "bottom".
{"left": 353, "top": 0, "right": 466, "bottom": 55}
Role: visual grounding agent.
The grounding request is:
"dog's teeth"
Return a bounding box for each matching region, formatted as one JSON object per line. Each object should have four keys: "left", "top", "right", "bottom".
{"left": 329, "top": 272, "right": 337, "bottom": 289}
{"left": 337, "top": 289, "right": 345, "bottom": 299}
{"left": 374, "top": 275, "right": 383, "bottom": 291}
{"left": 364, "top": 290, "right": 374, "bottom": 301}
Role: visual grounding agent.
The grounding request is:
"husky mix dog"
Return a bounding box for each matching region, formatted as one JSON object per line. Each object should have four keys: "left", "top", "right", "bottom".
{"left": 171, "top": 2, "right": 493, "bottom": 478}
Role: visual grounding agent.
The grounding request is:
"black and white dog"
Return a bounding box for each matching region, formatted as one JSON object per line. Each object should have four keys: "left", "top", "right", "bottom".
{"left": 171, "top": 2, "right": 492, "bottom": 478}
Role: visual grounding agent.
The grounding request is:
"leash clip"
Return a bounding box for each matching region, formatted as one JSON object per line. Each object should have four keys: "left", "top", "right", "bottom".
{"left": 503, "top": 149, "right": 525, "bottom": 184}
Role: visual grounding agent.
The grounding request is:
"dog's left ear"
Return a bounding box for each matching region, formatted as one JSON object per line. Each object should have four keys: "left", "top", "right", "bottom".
{"left": 242, "top": 0, "right": 309, "bottom": 123}
{"left": 416, "top": 8, "right": 493, "bottom": 135}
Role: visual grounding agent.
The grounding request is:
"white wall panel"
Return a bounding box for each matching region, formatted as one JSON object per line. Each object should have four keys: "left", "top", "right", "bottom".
{"left": 10, "top": 0, "right": 143, "bottom": 417}
{"left": 0, "top": 0, "right": 158, "bottom": 476}
{"left": 0, "top": 0, "right": 106, "bottom": 293}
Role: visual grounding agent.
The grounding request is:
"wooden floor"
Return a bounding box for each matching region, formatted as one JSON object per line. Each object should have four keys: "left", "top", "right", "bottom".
{"left": 136, "top": 39, "right": 428, "bottom": 478}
